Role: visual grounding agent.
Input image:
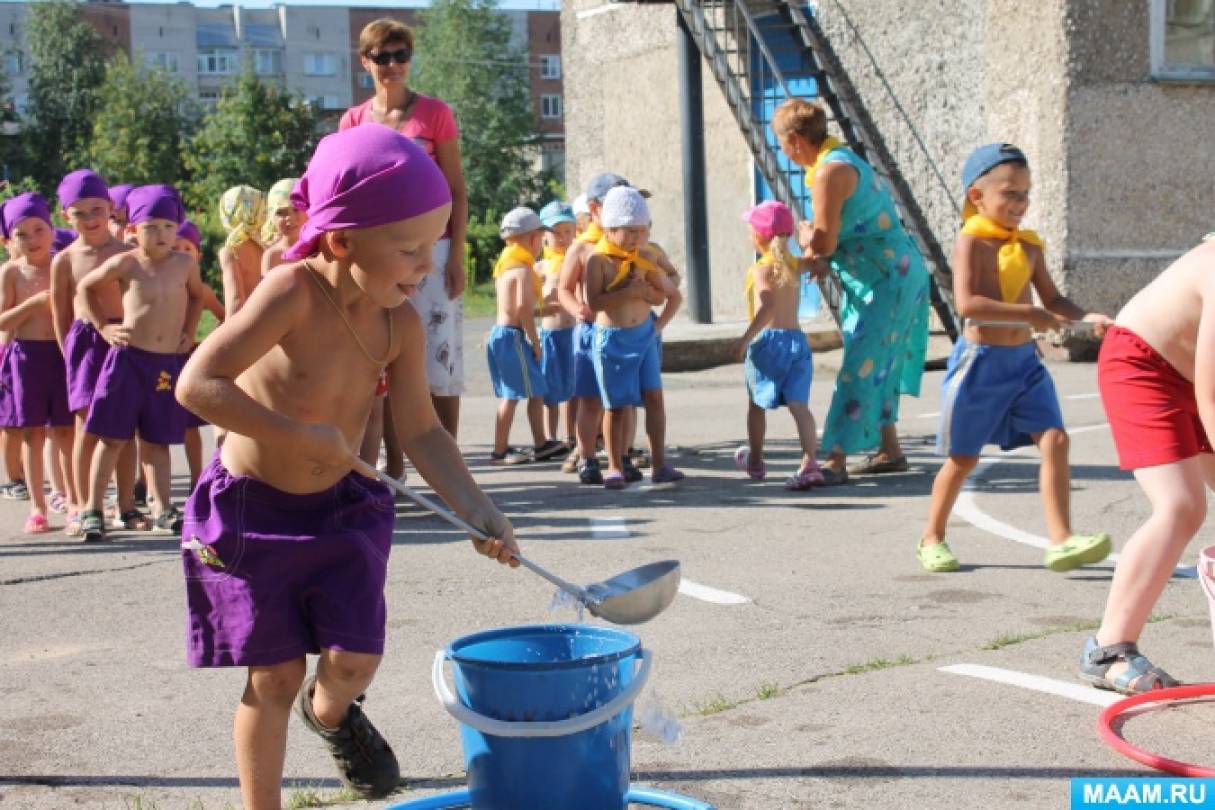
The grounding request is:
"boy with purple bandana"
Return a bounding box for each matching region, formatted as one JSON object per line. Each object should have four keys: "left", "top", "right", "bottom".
{"left": 78, "top": 185, "right": 208, "bottom": 541}
{"left": 107, "top": 183, "right": 133, "bottom": 243}
{"left": 50, "top": 169, "right": 140, "bottom": 535}
{"left": 176, "top": 125, "right": 519, "bottom": 809}
{"left": 0, "top": 193, "right": 74, "bottom": 533}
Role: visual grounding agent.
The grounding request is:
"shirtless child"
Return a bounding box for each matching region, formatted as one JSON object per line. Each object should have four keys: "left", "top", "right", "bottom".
{"left": 0, "top": 193, "right": 74, "bottom": 533}
{"left": 260, "top": 178, "right": 305, "bottom": 275}
{"left": 176, "top": 125, "right": 517, "bottom": 810}
{"left": 218, "top": 185, "right": 266, "bottom": 315}
{"left": 78, "top": 185, "right": 208, "bottom": 541}
{"left": 50, "top": 170, "right": 140, "bottom": 534}
{"left": 537, "top": 200, "right": 578, "bottom": 453}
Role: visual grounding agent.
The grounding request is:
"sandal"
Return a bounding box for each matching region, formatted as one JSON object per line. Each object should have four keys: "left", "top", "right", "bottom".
{"left": 847, "top": 453, "right": 910, "bottom": 475}
{"left": 65, "top": 511, "right": 82, "bottom": 538}
{"left": 603, "top": 471, "right": 627, "bottom": 490}
{"left": 121, "top": 509, "right": 152, "bottom": 532}
{"left": 1044, "top": 533, "right": 1112, "bottom": 572}
{"left": 1080, "top": 636, "right": 1180, "bottom": 695}
{"left": 152, "top": 507, "right": 184, "bottom": 535}
{"left": 561, "top": 451, "right": 581, "bottom": 474}
{"left": 24, "top": 512, "right": 49, "bottom": 534}
{"left": 733, "top": 446, "right": 766, "bottom": 480}
{"left": 533, "top": 439, "right": 569, "bottom": 461}
{"left": 785, "top": 463, "right": 825, "bottom": 491}
{"left": 818, "top": 466, "right": 849, "bottom": 487}
{"left": 80, "top": 510, "right": 106, "bottom": 543}
{"left": 651, "top": 464, "right": 685, "bottom": 485}
{"left": 917, "top": 539, "right": 960, "bottom": 572}
{"left": 622, "top": 456, "right": 644, "bottom": 483}
{"left": 48, "top": 491, "right": 68, "bottom": 515}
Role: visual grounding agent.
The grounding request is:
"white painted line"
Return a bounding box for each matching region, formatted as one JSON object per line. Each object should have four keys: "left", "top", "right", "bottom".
{"left": 918, "top": 411, "right": 940, "bottom": 419}
{"left": 1065, "top": 393, "right": 1101, "bottom": 401}
{"left": 940, "top": 663, "right": 1120, "bottom": 707}
{"left": 678, "top": 578, "right": 752, "bottom": 605}
{"left": 589, "top": 517, "right": 630, "bottom": 540}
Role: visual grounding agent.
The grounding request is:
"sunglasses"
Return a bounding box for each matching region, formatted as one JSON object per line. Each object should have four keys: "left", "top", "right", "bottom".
{"left": 366, "top": 47, "right": 411, "bottom": 66}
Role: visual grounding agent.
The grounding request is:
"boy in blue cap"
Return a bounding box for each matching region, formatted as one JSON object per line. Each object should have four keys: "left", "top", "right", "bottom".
{"left": 917, "top": 142, "right": 1113, "bottom": 573}
{"left": 537, "top": 200, "right": 578, "bottom": 457}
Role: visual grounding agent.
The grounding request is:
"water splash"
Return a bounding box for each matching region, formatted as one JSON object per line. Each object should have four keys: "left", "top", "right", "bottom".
{"left": 549, "top": 587, "right": 586, "bottom": 623}
{"left": 635, "top": 686, "right": 683, "bottom": 744}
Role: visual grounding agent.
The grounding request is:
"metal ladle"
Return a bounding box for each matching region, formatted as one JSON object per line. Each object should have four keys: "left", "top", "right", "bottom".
{"left": 351, "top": 457, "right": 680, "bottom": 625}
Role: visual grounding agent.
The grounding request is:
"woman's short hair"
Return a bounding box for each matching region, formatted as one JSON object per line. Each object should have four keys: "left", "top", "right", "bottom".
{"left": 359, "top": 18, "right": 414, "bottom": 55}
{"left": 772, "top": 98, "right": 828, "bottom": 145}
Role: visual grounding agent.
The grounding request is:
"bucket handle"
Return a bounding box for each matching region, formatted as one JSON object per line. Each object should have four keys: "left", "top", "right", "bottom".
{"left": 433, "top": 648, "right": 652, "bottom": 738}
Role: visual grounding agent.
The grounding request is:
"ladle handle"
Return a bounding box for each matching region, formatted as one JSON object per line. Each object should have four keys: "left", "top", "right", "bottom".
{"left": 349, "top": 456, "right": 593, "bottom": 604}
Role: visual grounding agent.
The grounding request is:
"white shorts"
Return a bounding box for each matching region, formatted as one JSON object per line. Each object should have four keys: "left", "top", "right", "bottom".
{"left": 409, "top": 238, "right": 464, "bottom": 397}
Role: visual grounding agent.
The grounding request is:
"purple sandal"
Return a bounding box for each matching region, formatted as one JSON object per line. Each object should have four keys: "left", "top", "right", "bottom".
{"left": 652, "top": 464, "right": 685, "bottom": 485}
{"left": 733, "top": 446, "right": 766, "bottom": 480}
{"left": 785, "top": 463, "right": 825, "bottom": 491}
{"left": 603, "top": 472, "right": 627, "bottom": 490}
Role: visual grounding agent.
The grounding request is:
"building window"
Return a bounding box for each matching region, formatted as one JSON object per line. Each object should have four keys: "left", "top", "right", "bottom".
{"left": 13, "top": 94, "right": 29, "bottom": 116}
{"left": 1151, "top": 0, "right": 1215, "bottom": 80}
{"left": 144, "top": 51, "right": 179, "bottom": 74}
{"left": 254, "top": 48, "right": 283, "bottom": 76}
{"left": 199, "top": 90, "right": 220, "bottom": 108}
{"left": 358, "top": 73, "right": 374, "bottom": 89}
{"left": 197, "top": 48, "right": 238, "bottom": 75}
{"left": 3, "top": 50, "right": 23, "bottom": 77}
{"left": 540, "top": 54, "right": 560, "bottom": 80}
{"left": 304, "top": 52, "right": 338, "bottom": 77}
{"left": 311, "top": 95, "right": 340, "bottom": 110}
{"left": 541, "top": 94, "right": 562, "bottom": 120}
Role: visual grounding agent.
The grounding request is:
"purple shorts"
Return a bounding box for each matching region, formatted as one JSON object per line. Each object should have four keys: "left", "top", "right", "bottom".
{"left": 85, "top": 345, "right": 185, "bottom": 446}
{"left": 64, "top": 319, "right": 118, "bottom": 413}
{"left": 182, "top": 455, "right": 395, "bottom": 667}
{"left": 1, "top": 339, "right": 72, "bottom": 428}
{"left": 0, "top": 343, "right": 15, "bottom": 428}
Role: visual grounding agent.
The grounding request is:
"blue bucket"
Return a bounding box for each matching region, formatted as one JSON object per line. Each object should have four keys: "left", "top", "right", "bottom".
{"left": 432, "top": 624, "right": 651, "bottom": 810}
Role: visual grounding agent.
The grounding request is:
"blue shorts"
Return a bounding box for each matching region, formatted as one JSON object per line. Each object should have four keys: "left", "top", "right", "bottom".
{"left": 592, "top": 318, "right": 662, "bottom": 410}
{"left": 745, "top": 328, "right": 812, "bottom": 409}
{"left": 937, "top": 339, "right": 1064, "bottom": 457}
{"left": 541, "top": 327, "right": 575, "bottom": 406}
{"left": 572, "top": 321, "right": 601, "bottom": 399}
{"left": 487, "top": 325, "right": 546, "bottom": 401}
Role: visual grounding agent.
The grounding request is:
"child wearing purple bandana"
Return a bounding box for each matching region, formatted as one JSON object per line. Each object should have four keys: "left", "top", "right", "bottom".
{"left": 49, "top": 169, "right": 142, "bottom": 535}
{"left": 0, "top": 192, "right": 74, "bottom": 533}
{"left": 77, "top": 184, "right": 209, "bottom": 541}
{"left": 176, "top": 124, "right": 519, "bottom": 808}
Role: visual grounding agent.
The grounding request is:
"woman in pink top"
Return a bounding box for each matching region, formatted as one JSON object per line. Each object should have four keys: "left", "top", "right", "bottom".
{"left": 343, "top": 18, "right": 470, "bottom": 476}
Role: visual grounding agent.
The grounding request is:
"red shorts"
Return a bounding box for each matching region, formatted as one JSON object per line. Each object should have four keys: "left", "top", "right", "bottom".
{"left": 1098, "top": 325, "right": 1211, "bottom": 470}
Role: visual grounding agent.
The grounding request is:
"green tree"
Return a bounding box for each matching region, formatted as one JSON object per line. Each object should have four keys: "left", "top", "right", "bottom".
{"left": 411, "top": 0, "right": 550, "bottom": 244}
{"left": 86, "top": 54, "right": 193, "bottom": 187}
{"left": 182, "top": 67, "right": 318, "bottom": 212}
{"left": 0, "top": 52, "right": 24, "bottom": 186}
{"left": 22, "top": 0, "right": 111, "bottom": 187}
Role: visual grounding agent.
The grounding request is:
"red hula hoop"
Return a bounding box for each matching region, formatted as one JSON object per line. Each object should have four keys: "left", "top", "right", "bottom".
{"left": 1097, "top": 684, "right": 1215, "bottom": 778}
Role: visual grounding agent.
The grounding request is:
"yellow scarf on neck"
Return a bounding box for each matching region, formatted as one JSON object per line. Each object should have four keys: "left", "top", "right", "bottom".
{"left": 577, "top": 221, "right": 604, "bottom": 245}
{"left": 594, "top": 237, "right": 659, "bottom": 292}
{"left": 961, "top": 214, "right": 1043, "bottom": 303}
{"left": 493, "top": 243, "right": 543, "bottom": 301}
{"left": 541, "top": 245, "right": 566, "bottom": 277}
{"left": 804, "top": 136, "right": 844, "bottom": 187}
{"left": 744, "top": 252, "right": 774, "bottom": 321}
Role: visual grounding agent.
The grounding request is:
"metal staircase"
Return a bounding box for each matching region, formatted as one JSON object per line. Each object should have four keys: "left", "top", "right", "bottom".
{"left": 672, "top": 0, "right": 959, "bottom": 341}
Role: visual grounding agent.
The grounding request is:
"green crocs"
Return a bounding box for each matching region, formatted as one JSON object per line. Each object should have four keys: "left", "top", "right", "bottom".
{"left": 917, "top": 539, "right": 960, "bottom": 573}
{"left": 1044, "top": 532, "right": 1112, "bottom": 572}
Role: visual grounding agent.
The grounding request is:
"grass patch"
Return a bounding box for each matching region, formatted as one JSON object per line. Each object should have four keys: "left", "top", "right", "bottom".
{"left": 195, "top": 309, "right": 220, "bottom": 342}
{"left": 980, "top": 619, "right": 1102, "bottom": 651}
{"left": 690, "top": 694, "right": 737, "bottom": 716}
{"left": 284, "top": 785, "right": 361, "bottom": 809}
{"left": 756, "top": 681, "right": 780, "bottom": 700}
{"left": 463, "top": 280, "right": 497, "bottom": 318}
{"left": 843, "top": 654, "right": 916, "bottom": 675}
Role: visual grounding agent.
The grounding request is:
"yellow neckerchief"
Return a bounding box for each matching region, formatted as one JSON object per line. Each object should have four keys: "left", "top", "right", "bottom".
{"left": 577, "top": 221, "right": 604, "bottom": 245}
{"left": 960, "top": 213, "right": 1043, "bottom": 303}
{"left": 493, "top": 243, "right": 543, "bottom": 301}
{"left": 594, "top": 237, "right": 660, "bottom": 292}
{"left": 541, "top": 245, "right": 566, "bottom": 277}
{"left": 804, "top": 136, "right": 844, "bottom": 187}
{"left": 744, "top": 252, "right": 774, "bottom": 320}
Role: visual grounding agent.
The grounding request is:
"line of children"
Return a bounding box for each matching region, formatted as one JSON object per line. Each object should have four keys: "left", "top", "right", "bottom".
{"left": 486, "top": 206, "right": 566, "bottom": 465}
{"left": 733, "top": 200, "right": 822, "bottom": 490}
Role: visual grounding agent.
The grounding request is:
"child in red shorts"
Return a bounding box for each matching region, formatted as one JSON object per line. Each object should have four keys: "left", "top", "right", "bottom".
{"left": 1081, "top": 238, "right": 1215, "bottom": 695}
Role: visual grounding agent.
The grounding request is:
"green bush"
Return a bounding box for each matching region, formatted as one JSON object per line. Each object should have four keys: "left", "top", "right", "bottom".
{"left": 465, "top": 210, "right": 502, "bottom": 285}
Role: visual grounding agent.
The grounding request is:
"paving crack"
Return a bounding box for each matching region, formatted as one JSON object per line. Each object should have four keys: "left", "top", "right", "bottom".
{"left": 0, "top": 558, "right": 173, "bottom": 586}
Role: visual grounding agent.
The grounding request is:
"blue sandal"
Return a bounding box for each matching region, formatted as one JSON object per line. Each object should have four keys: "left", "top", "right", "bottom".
{"left": 1079, "top": 636, "right": 1179, "bottom": 695}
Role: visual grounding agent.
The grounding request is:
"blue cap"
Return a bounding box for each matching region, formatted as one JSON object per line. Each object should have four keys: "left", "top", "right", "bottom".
{"left": 961, "top": 142, "right": 1027, "bottom": 194}
{"left": 538, "top": 200, "right": 575, "bottom": 229}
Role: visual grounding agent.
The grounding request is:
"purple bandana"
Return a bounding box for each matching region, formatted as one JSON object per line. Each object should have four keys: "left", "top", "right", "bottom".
{"left": 2, "top": 193, "right": 53, "bottom": 237}
{"left": 177, "top": 220, "right": 202, "bottom": 250}
{"left": 108, "top": 184, "right": 134, "bottom": 215}
{"left": 128, "top": 185, "right": 185, "bottom": 226}
{"left": 283, "top": 124, "right": 451, "bottom": 261}
{"left": 57, "top": 169, "right": 110, "bottom": 210}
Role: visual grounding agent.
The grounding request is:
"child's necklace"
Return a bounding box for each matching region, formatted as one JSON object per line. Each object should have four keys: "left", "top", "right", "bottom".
{"left": 304, "top": 261, "right": 393, "bottom": 370}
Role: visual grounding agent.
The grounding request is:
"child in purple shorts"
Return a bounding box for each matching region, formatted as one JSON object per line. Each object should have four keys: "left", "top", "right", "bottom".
{"left": 176, "top": 125, "right": 519, "bottom": 809}
{"left": 78, "top": 185, "right": 208, "bottom": 541}
{"left": 50, "top": 169, "right": 140, "bottom": 534}
{"left": 175, "top": 219, "right": 225, "bottom": 487}
{"left": 0, "top": 193, "right": 73, "bottom": 534}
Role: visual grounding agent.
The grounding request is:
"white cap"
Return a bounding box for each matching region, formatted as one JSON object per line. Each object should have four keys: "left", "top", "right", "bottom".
{"left": 572, "top": 193, "right": 589, "bottom": 217}
{"left": 499, "top": 206, "right": 543, "bottom": 238}
{"left": 600, "top": 186, "right": 651, "bottom": 229}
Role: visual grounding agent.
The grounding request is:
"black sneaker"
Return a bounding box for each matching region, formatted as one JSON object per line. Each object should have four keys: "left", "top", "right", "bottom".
{"left": 151, "top": 507, "right": 184, "bottom": 535}
{"left": 579, "top": 456, "right": 604, "bottom": 485}
{"left": 533, "top": 439, "right": 568, "bottom": 461}
{"left": 2, "top": 480, "right": 28, "bottom": 501}
{"left": 80, "top": 510, "right": 106, "bottom": 543}
{"left": 622, "top": 456, "right": 644, "bottom": 483}
{"left": 132, "top": 478, "right": 147, "bottom": 507}
{"left": 294, "top": 675, "right": 400, "bottom": 800}
{"left": 490, "top": 446, "right": 532, "bottom": 466}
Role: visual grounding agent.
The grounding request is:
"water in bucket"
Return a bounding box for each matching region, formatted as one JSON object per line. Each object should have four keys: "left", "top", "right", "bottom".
{"left": 436, "top": 624, "right": 648, "bottom": 810}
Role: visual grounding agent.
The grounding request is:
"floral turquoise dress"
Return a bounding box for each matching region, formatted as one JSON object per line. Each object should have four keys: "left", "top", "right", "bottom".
{"left": 812, "top": 146, "right": 930, "bottom": 456}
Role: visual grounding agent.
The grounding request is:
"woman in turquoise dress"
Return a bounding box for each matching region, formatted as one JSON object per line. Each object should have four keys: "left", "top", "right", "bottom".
{"left": 772, "top": 98, "right": 929, "bottom": 484}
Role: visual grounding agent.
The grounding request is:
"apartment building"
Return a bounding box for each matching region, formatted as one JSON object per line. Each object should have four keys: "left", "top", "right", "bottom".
{"left": 0, "top": 0, "right": 563, "bottom": 171}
